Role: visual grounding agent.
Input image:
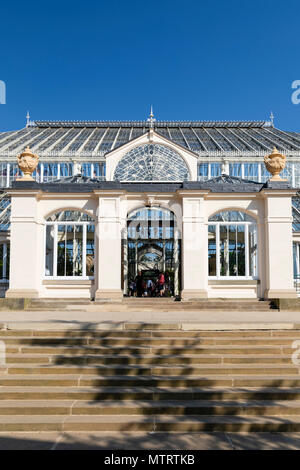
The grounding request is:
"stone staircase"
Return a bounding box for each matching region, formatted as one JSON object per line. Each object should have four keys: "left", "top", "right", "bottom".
{"left": 26, "top": 298, "right": 277, "bottom": 312}
{"left": 1, "top": 325, "right": 300, "bottom": 431}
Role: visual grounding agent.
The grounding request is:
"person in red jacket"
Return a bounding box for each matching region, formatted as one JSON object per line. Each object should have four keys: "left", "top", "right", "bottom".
{"left": 158, "top": 272, "right": 165, "bottom": 297}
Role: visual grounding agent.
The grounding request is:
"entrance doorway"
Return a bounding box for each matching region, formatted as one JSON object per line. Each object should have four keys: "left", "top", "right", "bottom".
{"left": 123, "top": 207, "right": 180, "bottom": 297}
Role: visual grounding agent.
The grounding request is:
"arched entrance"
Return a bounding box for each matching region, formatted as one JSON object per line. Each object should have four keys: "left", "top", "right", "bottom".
{"left": 123, "top": 206, "right": 181, "bottom": 297}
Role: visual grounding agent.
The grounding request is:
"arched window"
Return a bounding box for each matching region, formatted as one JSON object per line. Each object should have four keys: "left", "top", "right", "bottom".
{"left": 208, "top": 210, "right": 257, "bottom": 278}
{"left": 45, "top": 210, "right": 95, "bottom": 278}
{"left": 114, "top": 144, "right": 190, "bottom": 181}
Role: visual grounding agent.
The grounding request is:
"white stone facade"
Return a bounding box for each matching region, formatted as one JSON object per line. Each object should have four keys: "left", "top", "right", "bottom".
{"left": 5, "top": 185, "right": 297, "bottom": 300}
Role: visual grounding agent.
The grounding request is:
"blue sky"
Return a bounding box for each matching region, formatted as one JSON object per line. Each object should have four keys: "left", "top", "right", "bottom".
{"left": 0, "top": 0, "right": 300, "bottom": 132}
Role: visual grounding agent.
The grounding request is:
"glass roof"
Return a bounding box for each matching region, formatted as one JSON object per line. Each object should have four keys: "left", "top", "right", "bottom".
{"left": 1, "top": 121, "right": 300, "bottom": 158}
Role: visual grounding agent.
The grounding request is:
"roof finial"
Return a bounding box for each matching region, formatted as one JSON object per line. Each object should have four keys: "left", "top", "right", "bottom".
{"left": 147, "top": 105, "right": 156, "bottom": 128}
{"left": 270, "top": 111, "right": 274, "bottom": 127}
{"left": 26, "top": 111, "right": 30, "bottom": 128}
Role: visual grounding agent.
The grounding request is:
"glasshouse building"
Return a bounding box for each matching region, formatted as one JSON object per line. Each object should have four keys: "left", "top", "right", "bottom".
{"left": 0, "top": 114, "right": 300, "bottom": 301}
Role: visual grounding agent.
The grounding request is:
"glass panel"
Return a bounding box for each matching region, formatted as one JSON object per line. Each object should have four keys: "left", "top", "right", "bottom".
{"left": 219, "top": 224, "right": 245, "bottom": 276}
{"left": 60, "top": 163, "right": 73, "bottom": 178}
{"left": 198, "top": 163, "right": 209, "bottom": 181}
{"left": 0, "top": 163, "right": 8, "bottom": 187}
{"left": 260, "top": 162, "right": 269, "bottom": 183}
{"left": 244, "top": 163, "right": 259, "bottom": 182}
{"left": 45, "top": 225, "right": 54, "bottom": 276}
{"left": 220, "top": 225, "right": 229, "bottom": 276}
{"left": 280, "top": 162, "right": 293, "bottom": 183}
{"left": 43, "top": 163, "right": 58, "bottom": 182}
{"left": 82, "top": 163, "right": 91, "bottom": 177}
{"left": 6, "top": 244, "right": 9, "bottom": 279}
{"left": 86, "top": 225, "right": 95, "bottom": 276}
{"left": 57, "top": 225, "right": 83, "bottom": 277}
{"left": 208, "top": 225, "right": 216, "bottom": 276}
{"left": 209, "top": 210, "right": 255, "bottom": 222}
{"left": 249, "top": 225, "right": 257, "bottom": 277}
{"left": 10, "top": 163, "right": 22, "bottom": 183}
{"left": 229, "top": 163, "right": 242, "bottom": 178}
{"left": 73, "top": 225, "right": 83, "bottom": 276}
{"left": 127, "top": 208, "right": 175, "bottom": 240}
{"left": 295, "top": 163, "right": 300, "bottom": 188}
{"left": 210, "top": 163, "right": 221, "bottom": 178}
{"left": 57, "top": 225, "right": 67, "bottom": 276}
{"left": 0, "top": 244, "right": 3, "bottom": 278}
{"left": 228, "top": 225, "right": 237, "bottom": 276}
{"left": 47, "top": 210, "right": 94, "bottom": 222}
{"left": 236, "top": 225, "right": 245, "bottom": 276}
{"left": 32, "top": 163, "right": 42, "bottom": 183}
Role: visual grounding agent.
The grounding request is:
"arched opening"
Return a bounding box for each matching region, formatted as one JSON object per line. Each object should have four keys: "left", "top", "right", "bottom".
{"left": 45, "top": 209, "right": 95, "bottom": 278}
{"left": 123, "top": 206, "right": 181, "bottom": 297}
{"left": 208, "top": 210, "right": 258, "bottom": 278}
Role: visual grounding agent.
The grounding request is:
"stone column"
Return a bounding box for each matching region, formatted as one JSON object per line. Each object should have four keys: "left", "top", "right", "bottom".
{"left": 180, "top": 192, "right": 208, "bottom": 300}
{"left": 6, "top": 191, "right": 42, "bottom": 298}
{"left": 95, "top": 193, "right": 124, "bottom": 301}
{"left": 263, "top": 189, "right": 297, "bottom": 299}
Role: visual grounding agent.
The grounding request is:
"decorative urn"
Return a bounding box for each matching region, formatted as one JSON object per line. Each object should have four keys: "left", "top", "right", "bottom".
{"left": 264, "top": 147, "right": 286, "bottom": 181}
{"left": 17, "top": 147, "right": 39, "bottom": 180}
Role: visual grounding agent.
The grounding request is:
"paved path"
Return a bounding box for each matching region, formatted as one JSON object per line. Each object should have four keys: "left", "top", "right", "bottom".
{"left": 0, "top": 309, "right": 300, "bottom": 330}
{"left": 0, "top": 432, "right": 300, "bottom": 450}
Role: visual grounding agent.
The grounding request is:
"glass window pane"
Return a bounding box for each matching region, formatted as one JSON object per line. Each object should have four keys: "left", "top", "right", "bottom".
{"left": 73, "top": 226, "right": 83, "bottom": 276}
{"left": 57, "top": 225, "right": 67, "bottom": 276}
{"left": 229, "top": 163, "right": 242, "bottom": 178}
{"left": 249, "top": 225, "right": 257, "bottom": 277}
{"left": 47, "top": 210, "right": 94, "bottom": 222}
{"left": 237, "top": 225, "right": 245, "bottom": 276}
{"left": 45, "top": 225, "right": 54, "bottom": 276}
{"left": 228, "top": 225, "right": 237, "bottom": 276}
{"left": 0, "top": 244, "right": 3, "bottom": 278}
{"left": 198, "top": 163, "right": 209, "bottom": 181}
{"left": 208, "top": 225, "right": 216, "bottom": 276}
{"left": 43, "top": 163, "right": 58, "bottom": 182}
{"left": 220, "top": 225, "right": 228, "bottom": 276}
{"left": 86, "top": 225, "right": 95, "bottom": 276}
{"left": 209, "top": 210, "right": 255, "bottom": 222}
{"left": 210, "top": 163, "right": 221, "bottom": 178}
{"left": 219, "top": 224, "right": 246, "bottom": 277}
{"left": 6, "top": 244, "right": 9, "bottom": 279}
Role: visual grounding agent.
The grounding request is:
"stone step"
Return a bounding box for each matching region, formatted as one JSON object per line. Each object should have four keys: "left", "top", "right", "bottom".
{"left": 1, "top": 336, "right": 299, "bottom": 346}
{"left": 2, "top": 386, "right": 300, "bottom": 401}
{"left": 3, "top": 345, "right": 295, "bottom": 355}
{"left": 1, "top": 353, "right": 297, "bottom": 365}
{"left": 26, "top": 303, "right": 276, "bottom": 312}
{"left": 0, "top": 415, "right": 300, "bottom": 432}
{"left": 3, "top": 363, "right": 299, "bottom": 376}
{"left": 2, "top": 374, "right": 300, "bottom": 388}
{"left": 0, "top": 399, "right": 300, "bottom": 416}
{"left": 3, "top": 329, "right": 296, "bottom": 337}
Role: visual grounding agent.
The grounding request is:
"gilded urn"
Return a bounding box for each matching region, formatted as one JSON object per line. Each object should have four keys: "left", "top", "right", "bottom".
{"left": 17, "top": 147, "right": 39, "bottom": 180}
{"left": 264, "top": 147, "right": 286, "bottom": 181}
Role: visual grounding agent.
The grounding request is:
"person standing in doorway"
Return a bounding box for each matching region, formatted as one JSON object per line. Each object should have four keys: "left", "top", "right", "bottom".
{"left": 158, "top": 272, "right": 165, "bottom": 297}
{"left": 147, "top": 278, "right": 154, "bottom": 297}
{"left": 135, "top": 271, "right": 143, "bottom": 297}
